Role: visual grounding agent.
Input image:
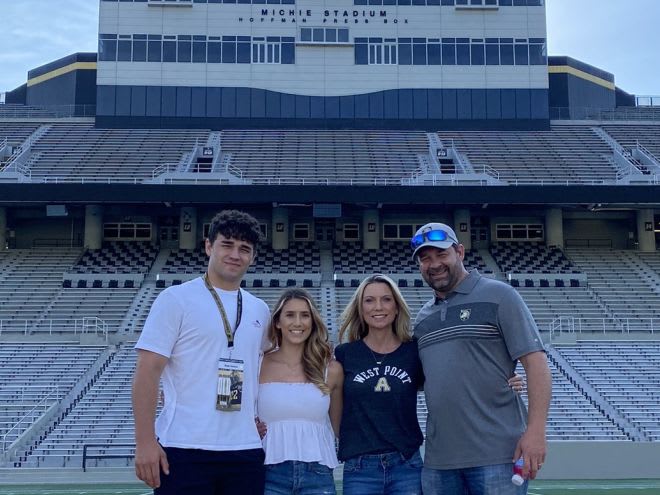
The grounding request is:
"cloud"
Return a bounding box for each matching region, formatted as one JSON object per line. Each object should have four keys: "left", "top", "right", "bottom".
{"left": 0, "top": 0, "right": 99, "bottom": 92}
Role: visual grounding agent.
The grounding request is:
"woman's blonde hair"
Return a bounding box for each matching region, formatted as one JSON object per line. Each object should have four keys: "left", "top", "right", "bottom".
{"left": 338, "top": 274, "right": 412, "bottom": 343}
{"left": 267, "top": 288, "right": 332, "bottom": 394}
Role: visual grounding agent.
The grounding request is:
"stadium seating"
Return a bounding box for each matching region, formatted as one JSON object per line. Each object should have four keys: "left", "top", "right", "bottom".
{"left": 490, "top": 242, "right": 578, "bottom": 274}
{"left": 23, "top": 123, "right": 209, "bottom": 181}
{"left": 437, "top": 125, "right": 617, "bottom": 184}
{"left": 197, "top": 129, "right": 429, "bottom": 184}
{"left": 70, "top": 242, "right": 159, "bottom": 274}
{"left": 555, "top": 341, "right": 660, "bottom": 440}
{"left": 602, "top": 124, "right": 660, "bottom": 161}
{"left": 566, "top": 249, "right": 660, "bottom": 333}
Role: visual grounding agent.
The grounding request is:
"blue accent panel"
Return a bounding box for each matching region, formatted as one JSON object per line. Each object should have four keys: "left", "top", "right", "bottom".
{"left": 471, "top": 89, "right": 486, "bottom": 120}
{"left": 96, "top": 85, "right": 551, "bottom": 129}
{"left": 501, "top": 89, "right": 516, "bottom": 119}
{"left": 369, "top": 92, "right": 384, "bottom": 119}
{"left": 398, "top": 90, "right": 413, "bottom": 119}
{"left": 295, "top": 95, "right": 310, "bottom": 118}
{"left": 281, "top": 93, "right": 295, "bottom": 118}
{"left": 251, "top": 88, "right": 266, "bottom": 118}
{"left": 236, "top": 88, "right": 251, "bottom": 118}
{"left": 355, "top": 94, "right": 369, "bottom": 119}
{"left": 325, "top": 97, "right": 340, "bottom": 119}
{"left": 116, "top": 86, "right": 132, "bottom": 116}
{"left": 96, "top": 86, "right": 115, "bottom": 116}
{"left": 442, "top": 89, "right": 457, "bottom": 119}
{"left": 340, "top": 96, "right": 354, "bottom": 119}
{"left": 131, "top": 86, "right": 146, "bottom": 116}
{"left": 413, "top": 89, "right": 428, "bottom": 119}
{"left": 383, "top": 90, "right": 398, "bottom": 119}
{"left": 266, "top": 91, "right": 281, "bottom": 118}
{"left": 530, "top": 89, "right": 549, "bottom": 119}
{"left": 176, "top": 87, "right": 191, "bottom": 117}
{"left": 221, "top": 87, "right": 236, "bottom": 117}
{"left": 457, "top": 89, "right": 471, "bottom": 119}
{"left": 515, "top": 89, "right": 531, "bottom": 119}
{"left": 310, "top": 96, "right": 325, "bottom": 118}
{"left": 207, "top": 87, "right": 222, "bottom": 117}
{"left": 161, "top": 87, "right": 176, "bottom": 117}
{"left": 486, "top": 89, "right": 501, "bottom": 119}
{"left": 191, "top": 87, "right": 206, "bottom": 117}
{"left": 146, "top": 86, "right": 161, "bottom": 117}
{"left": 428, "top": 89, "right": 442, "bottom": 119}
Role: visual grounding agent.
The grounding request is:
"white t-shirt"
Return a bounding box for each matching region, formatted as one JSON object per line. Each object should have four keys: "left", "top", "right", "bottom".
{"left": 136, "top": 277, "right": 270, "bottom": 451}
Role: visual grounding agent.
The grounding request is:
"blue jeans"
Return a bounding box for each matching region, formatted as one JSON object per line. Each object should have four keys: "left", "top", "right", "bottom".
{"left": 343, "top": 450, "right": 423, "bottom": 495}
{"left": 421, "top": 463, "right": 528, "bottom": 495}
{"left": 265, "top": 460, "right": 336, "bottom": 495}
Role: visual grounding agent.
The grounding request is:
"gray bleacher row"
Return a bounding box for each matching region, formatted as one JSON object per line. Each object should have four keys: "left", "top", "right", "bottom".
{"left": 2, "top": 121, "right": 659, "bottom": 184}
{"left": 3, "top": 340, "right": 658, "bottom": 468}
{"left": 2, "top": 246, "right": 659, "bottom": 336}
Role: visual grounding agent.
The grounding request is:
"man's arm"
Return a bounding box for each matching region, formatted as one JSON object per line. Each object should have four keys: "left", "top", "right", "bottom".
{"left": 515, "top": 350, "right": 552, "bottom": 481}
{"left": 132, "top": 349, "right": 169, "bottom": 489}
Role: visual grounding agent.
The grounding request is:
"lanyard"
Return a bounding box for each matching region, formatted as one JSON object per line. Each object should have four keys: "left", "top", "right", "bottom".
{"left": 203, "top": 273, "right": 243, "bottom": 348}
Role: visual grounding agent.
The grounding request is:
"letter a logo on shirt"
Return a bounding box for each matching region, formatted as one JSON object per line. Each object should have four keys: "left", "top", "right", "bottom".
{"left": 374, "top": 377, "right": 391, "bottom": 392}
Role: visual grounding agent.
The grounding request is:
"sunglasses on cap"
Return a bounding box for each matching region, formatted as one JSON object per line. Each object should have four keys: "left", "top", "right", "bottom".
{"left": 410, "top": 229, "right": 456, "bottom": 250}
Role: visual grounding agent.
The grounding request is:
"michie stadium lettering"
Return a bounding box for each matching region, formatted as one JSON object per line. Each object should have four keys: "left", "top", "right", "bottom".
{"left": 239, "top": 9, "right": 407, "bottom": 23}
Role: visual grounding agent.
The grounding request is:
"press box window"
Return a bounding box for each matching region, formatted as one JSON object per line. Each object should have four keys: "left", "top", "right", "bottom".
{"left": 300, "top": 28, "right": 350, "bottom": 45}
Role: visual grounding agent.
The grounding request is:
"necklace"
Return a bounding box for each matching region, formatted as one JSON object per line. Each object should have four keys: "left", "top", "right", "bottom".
{"left": 369, "top": 348, "right": 387, "bottom": 366}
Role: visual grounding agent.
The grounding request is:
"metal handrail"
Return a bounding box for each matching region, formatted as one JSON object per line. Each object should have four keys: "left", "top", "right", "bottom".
{"left": 548, "top": 317, "right": 657, "bottom": 335}
{"left": 0, "top": 318, "right": 113, "bottom": 336}
{"left": 2, "top": 388, "right": 60, "bottom": 451}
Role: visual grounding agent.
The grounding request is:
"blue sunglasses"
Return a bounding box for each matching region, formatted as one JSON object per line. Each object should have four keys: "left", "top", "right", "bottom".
{"left": 410, "top": 229, "right": 454, "bottom": 249}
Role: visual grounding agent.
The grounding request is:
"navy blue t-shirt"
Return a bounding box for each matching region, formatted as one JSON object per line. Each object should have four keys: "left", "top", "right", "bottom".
{"left": 335, "top": 339, "right": 424, "bottom": 461}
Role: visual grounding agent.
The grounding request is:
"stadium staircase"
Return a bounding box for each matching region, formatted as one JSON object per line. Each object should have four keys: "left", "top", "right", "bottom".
{"left": 0, "top": 125, "right": 51, "bottom": 182}
{"left": 591, "top": 127, "right": 659, "bottom": 183}
{"left": 1, "top": 343, "right": 111, "bottom": 467}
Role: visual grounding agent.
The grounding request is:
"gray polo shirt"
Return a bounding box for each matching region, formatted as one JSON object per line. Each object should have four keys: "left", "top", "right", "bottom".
{"left": 414, "top": 270, "right": 545, "bottom": 470}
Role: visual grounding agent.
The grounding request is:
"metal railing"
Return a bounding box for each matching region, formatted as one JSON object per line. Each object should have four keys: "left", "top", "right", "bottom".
{"left": 551, "top": 106, "right": 660, "bottom": 121}
{"left": 1, "top": 388, "right": 60, "bottom": 451}
{"left": 0, "top": 104, "right": 96, "bottom": 118}
{"left": 549, "top": 316, "right": 658, "bottom": 336}
{"left": 0, "top": 317, "right": 110, "bottom": 337}
{"left": 82, "top": 443, "right": 135, "bottom": 471}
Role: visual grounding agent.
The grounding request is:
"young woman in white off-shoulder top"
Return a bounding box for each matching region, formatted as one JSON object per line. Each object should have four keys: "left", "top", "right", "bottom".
{"left": 257, "top": 288, "right": 343, "bottom": 495}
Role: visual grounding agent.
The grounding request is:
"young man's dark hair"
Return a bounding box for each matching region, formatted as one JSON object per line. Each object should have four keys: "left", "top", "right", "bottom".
{"left": 207, "top": 209, "right": 264, "bottom": 250}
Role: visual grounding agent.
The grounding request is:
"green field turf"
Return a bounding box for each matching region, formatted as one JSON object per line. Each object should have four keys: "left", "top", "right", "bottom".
{"left": 2, "top": 480, "right": 660, "bottom": 495}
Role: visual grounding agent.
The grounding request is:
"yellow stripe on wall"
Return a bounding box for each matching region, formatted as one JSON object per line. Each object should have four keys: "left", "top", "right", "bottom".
{"left": 548, "top": 65, "right": 615, "bottom": 91}
{"left": 27, "top": 62, "right": 97, "bottom": 87}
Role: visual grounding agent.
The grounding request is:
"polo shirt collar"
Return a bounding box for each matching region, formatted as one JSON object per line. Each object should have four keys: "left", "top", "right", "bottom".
{"left": 434, "top": 269, "right": 481, "bottom": 303}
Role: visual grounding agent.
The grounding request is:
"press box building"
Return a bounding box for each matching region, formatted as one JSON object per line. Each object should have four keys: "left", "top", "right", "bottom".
{"left": 96, "top": 0, "right": 548, "bottom": 129}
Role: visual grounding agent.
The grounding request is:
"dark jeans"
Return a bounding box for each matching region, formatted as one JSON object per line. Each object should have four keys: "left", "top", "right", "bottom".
{"left": 155, "top": 447, "right": 265, "bottom": 495}
{"left": 265, "top": 460, "right": 336, "bottom": 495}
{"left": 421, "top": 463, "right": 528, "bottom": 495}
{"left": 342, "top": 450, "right": 423, "bottom": 495}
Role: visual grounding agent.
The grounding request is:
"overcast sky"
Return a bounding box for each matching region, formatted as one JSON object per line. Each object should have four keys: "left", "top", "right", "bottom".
{"left": 1, "top": 0, "right": 659, "bottom": 96}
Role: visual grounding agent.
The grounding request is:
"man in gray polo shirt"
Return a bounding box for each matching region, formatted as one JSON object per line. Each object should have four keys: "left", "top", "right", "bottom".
{"left": 411, "top": 222, "right": 551, "bottom": 495}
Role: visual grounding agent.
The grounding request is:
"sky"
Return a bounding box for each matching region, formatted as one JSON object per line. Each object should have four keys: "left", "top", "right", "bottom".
{"left": 1, "top": 0, "right": 659, "bottom": 95}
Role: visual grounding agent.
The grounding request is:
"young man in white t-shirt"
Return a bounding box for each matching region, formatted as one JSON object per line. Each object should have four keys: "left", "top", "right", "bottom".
{"left": 132, "top": 210, "right": 271, "bottom": 494}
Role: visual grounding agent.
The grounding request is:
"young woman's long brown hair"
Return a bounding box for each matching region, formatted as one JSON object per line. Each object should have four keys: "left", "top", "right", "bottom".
{"left": 267, "top": 288, "right": 332, "bottom": 394}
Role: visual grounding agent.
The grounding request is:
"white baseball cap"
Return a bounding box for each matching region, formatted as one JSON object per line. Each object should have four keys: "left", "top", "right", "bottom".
{"left": 410, "top": 222, "right": 459, "bottom": 260}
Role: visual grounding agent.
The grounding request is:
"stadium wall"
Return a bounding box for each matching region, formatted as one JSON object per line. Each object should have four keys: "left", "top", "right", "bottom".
{"left": 26, "top": 53, "right": 97, "bottom": 113}
{"left": 548, "top": 56, "right": 615, "bottom": 118}
{"left": 4, "top": 84, "right": 27, "bottom": 105}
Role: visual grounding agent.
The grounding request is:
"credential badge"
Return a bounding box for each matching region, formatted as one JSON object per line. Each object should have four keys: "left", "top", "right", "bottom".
{"left": 460, "top": 309, "right": 471, "bottom": 321}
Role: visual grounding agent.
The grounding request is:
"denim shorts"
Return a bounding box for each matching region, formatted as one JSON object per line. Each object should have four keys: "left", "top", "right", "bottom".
{"left": 342, "top": 450, "right": 423, "bottom": 495}
{"left": 265, "top": 460, "right": 336, "bottom": 495}
{"left": 421, "top": 463, "right": 528, "bottom": 495}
